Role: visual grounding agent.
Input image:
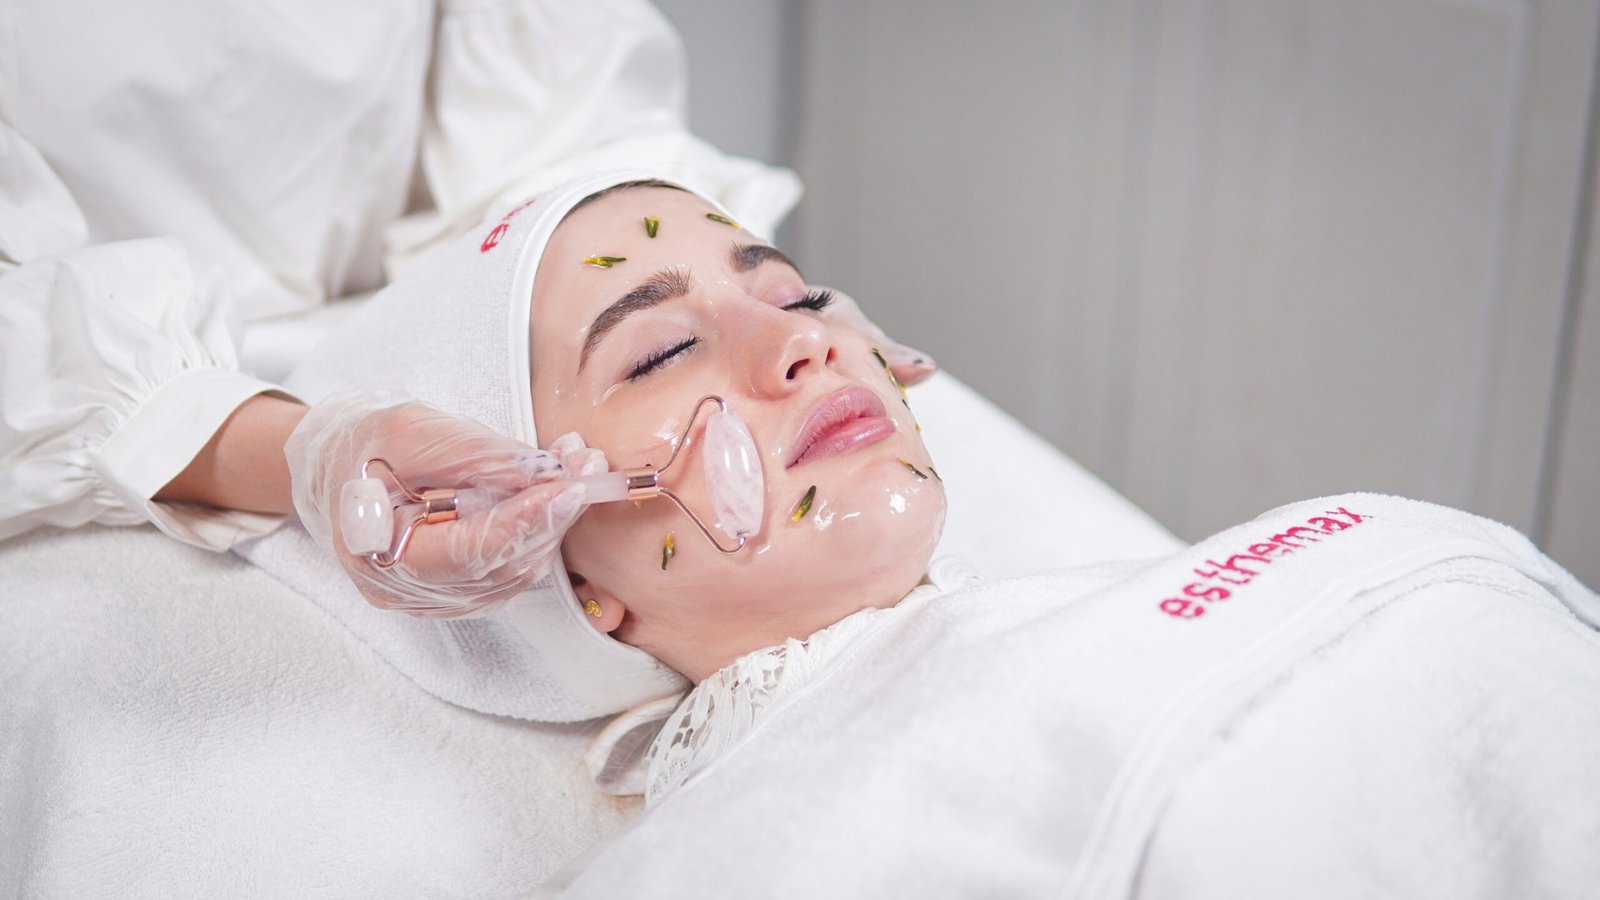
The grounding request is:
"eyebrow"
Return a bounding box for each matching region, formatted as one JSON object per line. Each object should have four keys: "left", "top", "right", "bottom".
{"left": 729, "top": 242, "right": 804, "bottom": 279}
{"left": 579, "top": 268, "right": 693, "bottom": 371}
{"left": 575, "top": 243, "right": 807, "bottom": 372}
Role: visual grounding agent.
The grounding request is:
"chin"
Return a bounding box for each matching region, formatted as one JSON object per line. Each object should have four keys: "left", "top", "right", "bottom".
{"left": 754, "top": 460, "right": 947, "bottom": 602}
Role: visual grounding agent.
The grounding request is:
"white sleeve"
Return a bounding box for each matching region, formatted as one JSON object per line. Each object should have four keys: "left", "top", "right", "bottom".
{"left": 384, "top": 0, "right": 803, "bottom": 274}
{"left": 0, "top": 121, "right": 86, "bottom": 266}
{"left": 0, "top": 237, "right": 289, "bottom": 550}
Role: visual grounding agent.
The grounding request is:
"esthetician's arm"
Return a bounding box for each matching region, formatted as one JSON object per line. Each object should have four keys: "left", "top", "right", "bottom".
{"left": 0, "top": 116, "right": 298, "bottom": 548}
{"left": 0, "top": 240, "right": 586, "bottom": 619}
{"left": 156, "top": 393, "right": 594, "bottom": 621}
{"left": 0, "top": 236, "right": 294, "bottom": 550}
{"left": 155, "top": 395, "right": 306, "bottom": 517}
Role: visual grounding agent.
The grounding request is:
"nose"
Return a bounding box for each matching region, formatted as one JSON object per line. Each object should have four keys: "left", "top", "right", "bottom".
{"left": 733, "top": 300, "right": 834, "bottom": 397}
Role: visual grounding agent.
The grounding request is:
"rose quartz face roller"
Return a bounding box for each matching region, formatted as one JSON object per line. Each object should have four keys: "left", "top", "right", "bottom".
{"left": 566, "top": 395, "right": 764, "bottom": 552}
{"left": 339, "top": 395, "right": 764, "bottom": 566}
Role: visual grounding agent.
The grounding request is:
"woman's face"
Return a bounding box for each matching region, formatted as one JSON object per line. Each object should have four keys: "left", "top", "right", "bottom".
{"left": 530, "top": 186, "right": 945, "bottom": 681}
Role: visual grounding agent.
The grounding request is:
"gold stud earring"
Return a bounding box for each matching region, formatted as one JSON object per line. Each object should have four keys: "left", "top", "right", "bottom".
{"left": 582, "top": 599, "right": 603, "bottom": 618}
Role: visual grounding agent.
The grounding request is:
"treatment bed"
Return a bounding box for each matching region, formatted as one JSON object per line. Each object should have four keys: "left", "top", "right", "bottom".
{"left": 0, "top": 370, "right": 1181, "bottom": 897}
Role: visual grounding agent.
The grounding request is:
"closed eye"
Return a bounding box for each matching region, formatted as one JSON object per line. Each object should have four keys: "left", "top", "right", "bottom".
{"left": 782, "top": 288, "right": 835, "bottom": 312}
{"left": 627, "top": 337, "right": 699, "bottom": 381}
{"left": 626, "top": 289, "right": 829, "bottom": 381}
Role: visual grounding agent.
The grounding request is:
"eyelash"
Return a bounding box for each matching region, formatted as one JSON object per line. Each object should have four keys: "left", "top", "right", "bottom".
{"left": 783, "top": 288, "right": 835, "bottom": 312}
{"left": 627, "top": 338, "right": 699, "bottom": 381}
{"left": 625, "top": 289, "right": 837, "bottom": 381}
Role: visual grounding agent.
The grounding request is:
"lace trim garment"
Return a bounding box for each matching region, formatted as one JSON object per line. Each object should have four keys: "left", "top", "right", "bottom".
{"left": 641, "top": 556, "right": 981, "bottom": 805}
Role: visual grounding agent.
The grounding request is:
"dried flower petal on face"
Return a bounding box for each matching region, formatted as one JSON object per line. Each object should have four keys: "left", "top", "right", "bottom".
{"left": 790, "top": 485, "right": 817, "bottom": 522}
{"left": 900, "top": 397, "right": 920, "bottom": 431}
{"left": 644, "top": 216, "right": 659, "bottom": 238}
{"left": 661, "top": 531, "right": 676, "bottom": 570}
{"left": 583, "top": 256, "right": 627, "bottom": 268}
{"left": 898, "top": 458, "right": 928, "bottom": 480}
{"left": 705, "top": 212, "right": 740, "bottom": 228}
{"left": 872, "top": 348, "right": 907, "bottom": 398}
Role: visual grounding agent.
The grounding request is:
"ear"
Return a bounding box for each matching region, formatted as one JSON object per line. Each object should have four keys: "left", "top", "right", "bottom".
{"left": 569, "top": 571, "right": 626, "bottom": 634}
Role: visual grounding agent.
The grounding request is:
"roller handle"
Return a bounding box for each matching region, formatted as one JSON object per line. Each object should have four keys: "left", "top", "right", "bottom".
{"left": 569, "top": 471, "right": 630, "bottom": 503}
{"left": 338, "top": 471, "right": 631, "bottom": 557}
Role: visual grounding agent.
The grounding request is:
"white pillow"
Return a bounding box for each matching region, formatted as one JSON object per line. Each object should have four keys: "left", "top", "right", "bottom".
{"left": 916, "top": 371, "right": 1183, "bottom": 575}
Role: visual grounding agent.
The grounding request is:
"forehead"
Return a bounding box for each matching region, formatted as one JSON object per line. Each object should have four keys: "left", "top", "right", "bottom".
{"left": 532, "top": 187, "right": 738, "bottom": 342}
{"left": 554, "top": 185, "right": 718, "bottom": 251}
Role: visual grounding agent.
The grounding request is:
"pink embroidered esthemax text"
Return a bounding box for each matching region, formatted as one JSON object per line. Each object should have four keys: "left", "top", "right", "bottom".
{"left": 1158, "top": 507, "right": 1374, "bottom": 620}
{"left": 480, "top": 198, "right": 537, "bottom": 253}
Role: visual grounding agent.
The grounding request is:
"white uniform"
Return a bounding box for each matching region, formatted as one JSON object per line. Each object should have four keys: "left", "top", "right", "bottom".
{"left": 0, "top": 0, "right": 800, "bottom": 550}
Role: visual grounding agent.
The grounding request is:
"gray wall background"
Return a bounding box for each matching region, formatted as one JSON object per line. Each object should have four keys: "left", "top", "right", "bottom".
{"left": 654, "top": 0, "right": 1598, "bottom": 586}
{"left": 652, "top": 0, "right": 792, "bottom": 166}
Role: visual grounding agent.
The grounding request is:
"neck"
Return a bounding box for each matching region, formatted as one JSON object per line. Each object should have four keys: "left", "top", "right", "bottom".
{"left": 643, "top": 572, "right": 925, "bottom": 683}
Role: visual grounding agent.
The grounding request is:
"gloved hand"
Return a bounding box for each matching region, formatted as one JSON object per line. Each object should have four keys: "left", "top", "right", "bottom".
{"left": 285, "top": 393, "right": 605, "bottom": 619}
{"left": 815, "top": 286, "right": 939, "bottom": 387}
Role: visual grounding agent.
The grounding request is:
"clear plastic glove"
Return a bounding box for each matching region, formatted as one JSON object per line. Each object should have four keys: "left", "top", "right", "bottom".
{"left": 815, "top": 286, "right": 939, "bottom": 386}
{"left": 285, "top": 393, "right": 606, "bottom": 619}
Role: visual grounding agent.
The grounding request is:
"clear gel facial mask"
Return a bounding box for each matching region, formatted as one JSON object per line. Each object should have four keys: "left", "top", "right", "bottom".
{"left": 570, "top": 396, "right": 764, "bottom": 551}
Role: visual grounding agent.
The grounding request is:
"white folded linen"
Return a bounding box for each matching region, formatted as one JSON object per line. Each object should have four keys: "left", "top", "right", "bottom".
{"left": 0, "top": 524, "right": 640, "bottom": 899}
{"left": 539, "top": 493, "right": 1600, "bottom": 899}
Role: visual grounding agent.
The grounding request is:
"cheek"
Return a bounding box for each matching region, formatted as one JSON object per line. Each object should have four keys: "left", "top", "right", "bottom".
{"left": 587, "top": 399, "right": 700, "bottom": 472}
{"left": 562, "top": 483, "right": 741, "bottom": 596}
{"left": 562, "top": 502, "right": 678, "bottom": 582}
{"left": 759, "top": 457, "right": 946, "bottom": 557}
{"left": 560, "top": 454, "right": 947, "bottom": 623}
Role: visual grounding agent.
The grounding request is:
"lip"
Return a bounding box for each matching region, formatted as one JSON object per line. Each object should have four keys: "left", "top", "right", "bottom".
{"left": 787, "top": 385, "right": 895, "bottom": 469}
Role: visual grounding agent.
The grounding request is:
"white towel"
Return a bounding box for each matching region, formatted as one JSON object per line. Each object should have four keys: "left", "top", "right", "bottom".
{"left": 537, "top": 493, "right": 1600, "bottom": 898}
{"left": 240, "top": 170, "right": 764, "bottom": 722}
{"left": 0, "top": 525, "right": 639, "bottom": 899}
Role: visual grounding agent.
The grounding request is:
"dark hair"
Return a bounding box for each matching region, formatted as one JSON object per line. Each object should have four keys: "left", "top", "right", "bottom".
{"left": 567, "top": 178, "right": 687, "bottom": 215}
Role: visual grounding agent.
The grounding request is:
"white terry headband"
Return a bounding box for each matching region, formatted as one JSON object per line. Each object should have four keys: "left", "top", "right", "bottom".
{"left": 247, "top": 169, "right": 757, "bottom": 722}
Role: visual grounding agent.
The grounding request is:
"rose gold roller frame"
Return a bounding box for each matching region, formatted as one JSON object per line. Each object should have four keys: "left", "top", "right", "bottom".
{"left": 355, "top": 394, "right": 748, "bottom": 570}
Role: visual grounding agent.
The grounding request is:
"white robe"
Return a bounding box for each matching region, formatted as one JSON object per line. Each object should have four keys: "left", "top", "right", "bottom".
{"left": 544, "top": 494, "right": 1600, "bottom": 898}
{"left": 0, "top": 0, "right": 799, "bottom": 550}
